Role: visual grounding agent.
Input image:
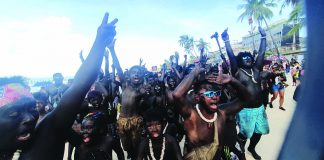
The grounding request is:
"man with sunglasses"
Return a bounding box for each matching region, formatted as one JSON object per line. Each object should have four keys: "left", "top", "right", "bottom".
{"left": 222, "top": 26, "right": 268, "bottom": 160}
{"left": 172, "top": 65, "right": 252, "bottom": 160}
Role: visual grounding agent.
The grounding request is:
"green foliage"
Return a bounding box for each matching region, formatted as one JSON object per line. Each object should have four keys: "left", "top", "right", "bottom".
{"left": 223, "top": 146, "right": 231, "bottom": 160}
{"left": 280, "top": 0, "right": 300, "bottom": 14}
{"left": 178, "top": 35, "right": 210, "bottom": 59}
{"left": 196, "top": 38, "right": 210, "bottom": 53}
{"left": 265, "top": 50, "right": 273, "bottom": 57}
{"left": 178, "top": 35, "right": 195, "bottom": 56}
{"left": 283, "top": 2, "right": 305, "bottom": 39}
{"left": 237, "top": 0, "right": 277, "bottom": 26}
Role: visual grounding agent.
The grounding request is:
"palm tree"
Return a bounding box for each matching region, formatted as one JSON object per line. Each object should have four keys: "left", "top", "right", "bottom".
{"left": 238, "top": 0, "right": 277, "bottom": 26}
{"left": 178, "top": 35, "right": 196, "bottom": 56}
{"left": 281, "top": 0, "right": 304, "bottom": 43}
{"left": 196, "top": 38, "right": 210, "bottom": 54}
{"left": 280, "top": 0, "right": 300, "bottom": 12}
{"left": 237, "top": 0, "right": 280, "bottom": 57}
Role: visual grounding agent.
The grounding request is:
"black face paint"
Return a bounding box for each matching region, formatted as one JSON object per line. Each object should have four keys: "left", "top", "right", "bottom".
{"left": 129, "top": 66, "right": 144, "bottom": 85}
{"left": 0, "top": 98, "right": 38, "bottom": 150}
{"left": 242, "top": 56, "right": 252, "bottom": 66}
{"left": 154, "top": 85, "right": 161, "bottom": 94}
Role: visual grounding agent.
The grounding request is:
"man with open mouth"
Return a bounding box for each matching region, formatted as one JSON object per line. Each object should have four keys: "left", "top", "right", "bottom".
{"left": 172, "top": 64, "right": 252, "bottom": 159}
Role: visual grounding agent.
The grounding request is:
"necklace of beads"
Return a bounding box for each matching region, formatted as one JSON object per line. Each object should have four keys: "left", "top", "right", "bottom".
{"left": 149, "top": 137, "right": 166, "bottom": 160}
{"left": 240, "top": 68, "right": 258, "bottom": 84}
{"left": 162, "top": 122, "right": 168, "bottom": 134}
{"left": 195, "top": 104, "right": 217, "bottom": 128}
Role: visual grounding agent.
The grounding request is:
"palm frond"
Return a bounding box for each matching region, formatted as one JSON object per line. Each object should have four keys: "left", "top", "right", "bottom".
{"left": 287, "top": 3, "right": 302, "bottom": 22}
{"left": 282, "top": 23, "right": 302, "bottom": 40}
{"left": 237, "top": 11, "right": 252, "bottom": 22}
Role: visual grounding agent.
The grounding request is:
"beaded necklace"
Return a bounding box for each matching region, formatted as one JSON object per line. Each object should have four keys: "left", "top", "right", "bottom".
{"left": 195, "top": 104, "right": 217, "bottom": 128}
{"left": 240, "top": 68, "right": 258, "bottom": 84}
{"left": 149, "top": 137, "right": 166, "bottom": 160}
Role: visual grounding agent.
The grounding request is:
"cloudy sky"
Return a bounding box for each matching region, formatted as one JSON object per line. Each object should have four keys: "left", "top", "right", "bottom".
{"left": 0, "top": 0, "right": 295, "bottom": 78}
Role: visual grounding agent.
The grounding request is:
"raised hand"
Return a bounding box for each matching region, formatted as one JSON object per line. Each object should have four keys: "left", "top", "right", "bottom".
{"left": 215, "top": 64, "right": 232, "bottom": 84}
{"left": 162, "top": 63, "right": 167, "bottom": 70}
{"left": 96, "top": 13, "right": 118, "bottom": 46}
{"left": 170, "top": 55, "right": 175, "bottom": 63}
{"left": 175, "top": 52, "right": 179, "bottom": 64}
{"left": 258, "top": 26, "right": 266, "bottom": 37}
{"left": 192, "top": 65, "right": 205, "bottom": 77}
{"left": 175, "top": 52, "right": 179, "bottom": 60}
{"left": 139, "top": 58, "right": 143, "bottom": 66}
{"left": 221, "top": 28, "right": 229, "bottom": 41}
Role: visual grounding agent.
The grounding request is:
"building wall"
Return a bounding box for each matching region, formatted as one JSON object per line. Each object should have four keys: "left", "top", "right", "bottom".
{"left": 242, "top": 24, "right": 284, "bottom": 52}
{"left": 241, "top": 19, "right": 301, "bottom": 55}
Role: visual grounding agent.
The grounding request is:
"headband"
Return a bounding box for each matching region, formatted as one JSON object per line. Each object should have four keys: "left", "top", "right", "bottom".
{"left": 0, "top": 83, "right": 32, "bottom": 107}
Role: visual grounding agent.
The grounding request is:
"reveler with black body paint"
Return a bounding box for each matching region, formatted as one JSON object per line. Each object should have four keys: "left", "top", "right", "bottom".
{"left": 222, "top": 26, "right": 268, "bottom": 160}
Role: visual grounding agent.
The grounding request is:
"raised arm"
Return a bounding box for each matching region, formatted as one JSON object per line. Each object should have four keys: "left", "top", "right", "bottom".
{"left": 159, "top": 63, "right": 167, "bottom": 82}
{"left": 111, "top": 64, "right": 116, "bottom": 82}
{"left": 211, "top": 69, "right": 252, "bottom": 115}
{"left": 175, "top": 52, "right": 179, "bottom": 65}
{"left": 79, "top": 50, "right": 85, "bottom": 63}
{"left": 108, "top": 39, "right": 125, "bottom": 83}
{"left": 171, "top": 65, "right": 183, "bottom": 80}
{"left": 49, "top": 13, "right": 118, "bottom": 129}
{"left": 220, "top": 78, "right": 252, "bottom": 115}
{"left": 182, "top": 54, "right": 187, "bottom": 69}
{"left": 104, "top": 48, "right": 110, "bottom": 77}
{"left": 172, "top": 66, "right": 204, "bottom": 106}
{"left": 255, "top": 26, "right": 267, "bottom": 70}
{"left": 221, "top": 28, "right": 238, "bottom": 74}
{"left": 139, "top": 58, "right": 143, "bottom": 66}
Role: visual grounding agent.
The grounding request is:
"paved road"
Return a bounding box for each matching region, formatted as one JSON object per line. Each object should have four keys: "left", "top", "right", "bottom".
{"left": 244, "top": 75, "right": 297, "bottom": 160}
{"left": 63, "top": 74, "right": 297, "bottom": 160}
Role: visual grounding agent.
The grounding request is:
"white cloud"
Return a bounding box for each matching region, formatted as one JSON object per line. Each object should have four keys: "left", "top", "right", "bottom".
{"left": 0, "top": 16, "right": 92, "bottom": 78}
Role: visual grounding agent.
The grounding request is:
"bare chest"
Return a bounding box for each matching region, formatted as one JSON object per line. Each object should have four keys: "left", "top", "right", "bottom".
{"left": 184, "top": 112, "right": 216, "bottom": 147}
{"left": 121, "top": 87, "right": 141, "bottom": 106}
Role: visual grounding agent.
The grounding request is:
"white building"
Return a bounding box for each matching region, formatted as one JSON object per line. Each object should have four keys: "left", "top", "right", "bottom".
{"left": 242, "top": 19, "right": 300, "bottom": 53}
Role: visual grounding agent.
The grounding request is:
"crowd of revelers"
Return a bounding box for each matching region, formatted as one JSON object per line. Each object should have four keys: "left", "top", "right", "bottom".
{"left": 0, "top": 13, "right": 304, "bottom": 160}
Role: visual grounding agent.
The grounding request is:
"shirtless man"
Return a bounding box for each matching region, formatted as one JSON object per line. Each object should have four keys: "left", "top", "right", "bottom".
{"left": 0, "top": 12, "right": 117, "bottom": 159}
{"left": 46, "top": 72, "right": 68, "bottom": 108}
{"left": 136, "top": 108, "right": 182, "bottom": 160}
{"left": 107, "top": 39, "right": 150, "bottom": 159}
{"left": 222, "top": 26, "right": 268, "bottom": 160}
{"left": 115, "top": 65, "right": 148, "bottom": 159}
{"left": 172, "top": 65, "right": 252, "bottom": 159}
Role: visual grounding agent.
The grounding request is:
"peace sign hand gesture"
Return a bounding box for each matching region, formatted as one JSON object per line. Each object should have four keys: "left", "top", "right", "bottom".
{"left": 96, "top": 13, "right": 118, "bottom": 46}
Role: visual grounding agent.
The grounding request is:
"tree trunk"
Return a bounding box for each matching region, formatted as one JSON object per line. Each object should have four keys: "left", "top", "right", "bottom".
{"left": 263, "top": 19, "right": 281, "bottom": 62}
{"left": 251, "top": 24, "right": 256, "bottom": 51}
